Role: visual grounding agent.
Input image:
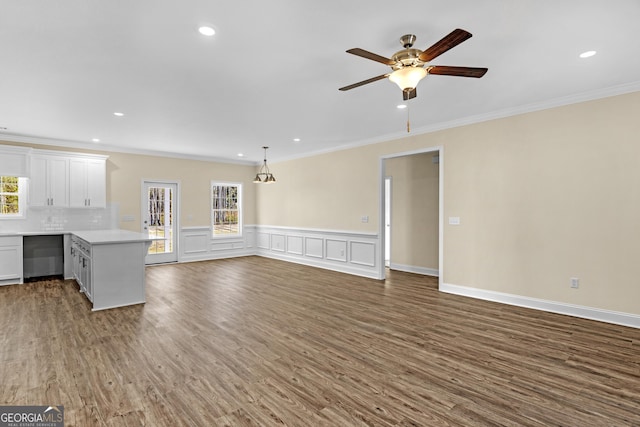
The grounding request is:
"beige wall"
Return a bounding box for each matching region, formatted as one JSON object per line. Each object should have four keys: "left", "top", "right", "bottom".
{"left": 4, "top": 90, "right": 640, "bottom": 316}
{"left": 0, "top": 141, "right": 257, "bottom": 232}
{"left": 255, "top": 147, "right": 382, "bottom": 231}
{"left": 257, "top": 91, "right": 640, "bottom": 315}
{"left": 385, "top": 152, "right": 439, "bottom": 270}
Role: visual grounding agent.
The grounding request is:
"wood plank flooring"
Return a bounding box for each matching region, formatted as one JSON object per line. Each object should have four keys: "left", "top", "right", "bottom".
{"left": 1, "top": 256, "right": 639, "bottom": 426}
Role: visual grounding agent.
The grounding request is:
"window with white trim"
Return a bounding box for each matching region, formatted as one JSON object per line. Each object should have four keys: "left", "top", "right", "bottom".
{"left": 0, "top": 176, "right": 26, "bottom": 218}
{"left": 211, "top": 182, "right": 241, "bottom": 236}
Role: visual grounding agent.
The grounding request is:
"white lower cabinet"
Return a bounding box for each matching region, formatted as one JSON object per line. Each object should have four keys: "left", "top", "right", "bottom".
{"left": 0, "top": 236, "right": 23, "bottom": 285}
{"left": 71, "top": 236, "right": 93, "bottom": 302}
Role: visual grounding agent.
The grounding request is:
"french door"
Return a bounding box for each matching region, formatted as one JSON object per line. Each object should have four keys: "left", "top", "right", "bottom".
{"left": 142, "top": 181, "right": 178, "bottom": 264}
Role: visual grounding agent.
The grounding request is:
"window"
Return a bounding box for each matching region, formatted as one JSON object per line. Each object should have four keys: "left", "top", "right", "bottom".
{"left": 0, "top": 176, "right": 26, "bottom": 218}
{"left": 211, "top": 182, "right": 241, "bottom": 236}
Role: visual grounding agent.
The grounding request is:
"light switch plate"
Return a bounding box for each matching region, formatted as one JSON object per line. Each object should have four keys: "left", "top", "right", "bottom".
{"left": 448, "top": 216, "right": 461, "bottom": 225}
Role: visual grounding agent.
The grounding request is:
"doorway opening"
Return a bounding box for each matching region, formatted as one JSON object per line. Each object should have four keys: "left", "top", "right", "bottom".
{"left": 379, "top": 147, "right": 442, "bottom": 284}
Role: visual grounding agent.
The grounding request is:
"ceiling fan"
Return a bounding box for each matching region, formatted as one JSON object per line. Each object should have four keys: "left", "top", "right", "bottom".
{"left": 339, "top": 28, "right": 488, "bottom": 100}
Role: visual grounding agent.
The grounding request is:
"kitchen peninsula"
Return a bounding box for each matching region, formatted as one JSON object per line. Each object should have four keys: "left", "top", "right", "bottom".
{"left": 70, "top": 229, "right": 152, "bottom": 311}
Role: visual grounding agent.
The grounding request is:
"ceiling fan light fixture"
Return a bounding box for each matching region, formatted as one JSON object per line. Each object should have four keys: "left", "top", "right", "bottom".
{"left": 198, "top": 26, "right": 216, "bottom": 36}
{"left": 389, "top": 67, "right": 427, "bottom": 91}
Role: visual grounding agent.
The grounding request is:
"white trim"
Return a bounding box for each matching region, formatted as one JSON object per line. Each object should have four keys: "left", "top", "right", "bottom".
{"left": 263, "top": 82, "right": 640, "bottom": 163}
{"left": 2, "top": 83, "right": 639, "bottom": 166}
{"left": 250, "top": 224, "right": 377, "bottom": 237}
{"left": 0, "top": 133, "right": 254, "bottom": 165}
{"left": 389, "top": 263, "right": 439, "bottom": 277}
{"left": 211, "top": 181, "right": 243, "bottom": 239}
{"left": 179, "top": 225, "right": 255, "bottom": 263}
{"left": 379, "top": 146, "right": 443, "bottom": 284}
{"left": 255, "top": 225, "right": 379, "bottom": 279}
{"left": 142, "top": 179, "right": 180, "bottom": 264}
{"left": 440, "top": 282, "right": 640, "bottom": 329}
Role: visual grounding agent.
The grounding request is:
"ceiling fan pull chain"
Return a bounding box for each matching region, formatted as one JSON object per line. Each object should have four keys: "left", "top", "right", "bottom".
{"left": 407, "top": 104, "right": 411, "bottom": 133}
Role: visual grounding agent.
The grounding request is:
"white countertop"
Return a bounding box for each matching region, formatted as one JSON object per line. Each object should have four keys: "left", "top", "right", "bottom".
{"left": 0, "top": 229, "right": 151, "bottom": 244}
{"left": 71, "top": 229, "right": 151, "bottom": 245}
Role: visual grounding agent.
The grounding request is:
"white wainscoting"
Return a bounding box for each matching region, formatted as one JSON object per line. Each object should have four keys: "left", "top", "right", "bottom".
{"left": 179, "top": 226, "right": 256, "bottom": 262}
{"left": 255, "top": 226, "right": 380, "bottom": 279}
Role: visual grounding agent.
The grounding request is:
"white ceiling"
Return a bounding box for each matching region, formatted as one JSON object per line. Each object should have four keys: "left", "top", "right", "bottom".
{"left": 1, "top": 1, "right": 639, "bottom": 164}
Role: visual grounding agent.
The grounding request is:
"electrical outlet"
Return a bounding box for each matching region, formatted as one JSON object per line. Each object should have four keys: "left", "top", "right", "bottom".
{"left": 570, "top": 277, "right": 579, "bottom": 288}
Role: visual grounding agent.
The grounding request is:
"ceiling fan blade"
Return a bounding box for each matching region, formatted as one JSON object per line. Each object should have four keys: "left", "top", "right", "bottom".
{"left": 346, "top": 48, "right": 395, "bottom": 66}
{"left": 402, "top": 88, "right": 417, "bottom": 100}
{"left": 418, "top": 28, "right": 472, "bottom": 62}
{"left": 339, "top": 74, "right": 390, "bottom": 91}
{"left": 428, "top": 66, "right": 488, "bottom": 78}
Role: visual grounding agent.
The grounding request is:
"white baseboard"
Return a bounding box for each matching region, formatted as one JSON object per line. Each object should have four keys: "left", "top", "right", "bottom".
{"left": 440, "top": 282, "right": 640, "bottom": 329}
{"left": 389, "top": 262, "right": 438, "bottom": 277}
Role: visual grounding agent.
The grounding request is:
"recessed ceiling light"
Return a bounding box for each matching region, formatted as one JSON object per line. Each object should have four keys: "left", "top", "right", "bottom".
{"left": 579, "top": 50, "right": 596, "bottom": 58}
{"left": 237, "top": 153, "right": 244, "bottom": 157}
{"left": 198, "top": 26, "right": 215, "bottom": 36}
{"left": 113, "top": 112, "right": 124, "bottom": 117}
{"left": 293, "top": 138, "right": 301, "bottom": 142}
{"left": 397, "top": 104, "right": 407, "bottom": 109}
{"left": 91, "top": 138, "right": 100, "bottom": 143}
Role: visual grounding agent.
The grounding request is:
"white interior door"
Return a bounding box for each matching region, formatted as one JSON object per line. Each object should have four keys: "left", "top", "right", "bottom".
{"left": 142, "top": 181, "right": 178, "bottom": 264}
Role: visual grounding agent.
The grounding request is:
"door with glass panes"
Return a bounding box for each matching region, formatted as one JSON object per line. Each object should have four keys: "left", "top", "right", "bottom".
{"left": 142, "top": 181, "right": 178, "bottom": 264}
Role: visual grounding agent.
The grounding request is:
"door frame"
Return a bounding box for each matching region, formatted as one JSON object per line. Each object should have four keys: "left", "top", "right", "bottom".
{"left": 384, "top": 176, "right": 392, "bottom": 267}
{"left": 141, "top": 179, "right": 180, "bottom": 264}
{"left": 378, "top": 146, "right": 443, "bottom": 285}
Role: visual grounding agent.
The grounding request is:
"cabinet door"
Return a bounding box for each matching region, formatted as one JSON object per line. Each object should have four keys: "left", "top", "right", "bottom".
{"left": 69, "top": 158, "right": 106, "bottom": 208}
{"left": 0, "top": 237, "right": 23, "bottom": 283}
{"left": 29, "top": 156, "right": 49, "bottom": 207}
{"left": 48, "top": 157, "right": 69, "bottom": 207}
{"left": 29, "top": 155, "right": 69, "bottom": 207}
{"left": 69, "top": 159, "right": 87, "bottom": 207}
{"left": 86, "top": 159, "right": 106, "bottom": 208}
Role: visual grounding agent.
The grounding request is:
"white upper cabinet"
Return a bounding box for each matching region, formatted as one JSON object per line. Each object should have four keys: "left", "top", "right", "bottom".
{"left": 0, "top": 145, "right": 31, "bottom": 177}
{"left": 4, "top": 145, "right": 108, "bottom": 209}
{"left": 69, "top": 157, "right": 106, "bottom": 208}
{"left": 29, "top": 154, "right": 69, "bottom": 207}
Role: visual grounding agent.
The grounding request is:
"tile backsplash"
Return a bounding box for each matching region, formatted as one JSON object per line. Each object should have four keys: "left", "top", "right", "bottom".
{"left": 0, "top": 203, "right": 118, "bottom": 233}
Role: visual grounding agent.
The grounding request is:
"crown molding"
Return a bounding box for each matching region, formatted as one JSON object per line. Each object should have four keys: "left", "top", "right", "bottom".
{"left": 2, "top": 81, "right": 639, "bottom": 166}
{"left": 271, "top": 81, "right": 640, "bottom": 164}
{"left": 0, "top": 133, "right": 256, "bottom": 166}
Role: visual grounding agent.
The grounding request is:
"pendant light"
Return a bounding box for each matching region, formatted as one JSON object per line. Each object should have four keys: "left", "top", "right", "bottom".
{"left": 253, "top": 146, "right": 276, "bottom": 184}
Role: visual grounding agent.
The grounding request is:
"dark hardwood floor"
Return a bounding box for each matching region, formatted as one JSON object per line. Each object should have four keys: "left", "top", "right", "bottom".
{"left": 1, "top": 256, "right": 639, "bottom": 426}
